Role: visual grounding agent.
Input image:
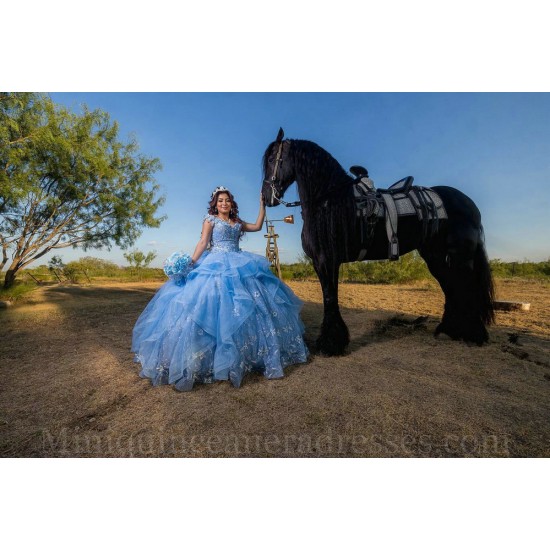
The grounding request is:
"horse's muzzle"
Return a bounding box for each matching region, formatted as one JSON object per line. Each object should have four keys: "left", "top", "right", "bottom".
{"left": 262, "top": 181, "right": 280, "bottom": 206}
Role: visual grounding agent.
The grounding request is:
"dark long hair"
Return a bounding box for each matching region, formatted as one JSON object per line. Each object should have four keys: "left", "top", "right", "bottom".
{"left": 207, "top": 189, "right": 245, "bottom": 237}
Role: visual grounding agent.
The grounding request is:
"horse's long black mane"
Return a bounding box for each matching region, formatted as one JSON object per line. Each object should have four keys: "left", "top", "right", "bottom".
{"left": 268, "top": 139, "right": 357, "bottom": 262}
{"left": 263, "top": 139, "right": 353, "bottom": 205}
{"left": 289, "top": 139, "right": 352, "bottom": 199}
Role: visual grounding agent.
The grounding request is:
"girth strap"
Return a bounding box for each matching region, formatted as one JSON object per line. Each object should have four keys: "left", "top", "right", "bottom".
{"left": 355, "top": 196, "right": 379, "bottom": 261}
{"left": 380, "top": 193, "right": 400, "bottom": 260}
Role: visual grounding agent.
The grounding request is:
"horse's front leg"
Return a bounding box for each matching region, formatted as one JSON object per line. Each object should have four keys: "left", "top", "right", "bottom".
{"left": 313, "top": 259, "right": 350, "bottom": 356}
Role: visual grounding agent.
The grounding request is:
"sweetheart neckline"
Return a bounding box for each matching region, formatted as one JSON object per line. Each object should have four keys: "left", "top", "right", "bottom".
{"left": 215, "top": 217, "right": 240, "bottom": 228}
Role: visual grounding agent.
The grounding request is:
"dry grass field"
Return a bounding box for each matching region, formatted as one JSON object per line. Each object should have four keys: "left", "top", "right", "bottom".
{"left": 1, "top": 278, "right": 549, "bottom": 457}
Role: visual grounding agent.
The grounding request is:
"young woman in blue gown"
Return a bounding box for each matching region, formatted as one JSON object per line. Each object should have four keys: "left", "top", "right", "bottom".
{"left": 132, "top": 186, "right": 309, "bottom": 391}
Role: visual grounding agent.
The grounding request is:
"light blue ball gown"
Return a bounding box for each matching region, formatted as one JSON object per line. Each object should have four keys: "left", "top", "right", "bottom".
{"left": 132, "top": 214, "right": 309, "bottom": 391}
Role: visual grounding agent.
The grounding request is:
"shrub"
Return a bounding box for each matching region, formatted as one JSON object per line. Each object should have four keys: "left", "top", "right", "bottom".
{"left": 0, "top": 281, "right": 38, "bottom": 302}
{"left": 280, "top": 251, "right": 432, "bottom": 284}
{"left": 489, "top": 258, "right": 550, "bottom": 279}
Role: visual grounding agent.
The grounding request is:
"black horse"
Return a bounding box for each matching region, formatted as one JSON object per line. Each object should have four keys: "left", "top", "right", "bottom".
{"left": 261, "top": 128, "right": 495, "bottom": 356}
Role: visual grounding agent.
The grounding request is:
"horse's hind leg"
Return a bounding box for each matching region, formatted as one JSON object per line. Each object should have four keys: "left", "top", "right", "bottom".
{"left": 313, "top": 259, "right": 350, "bottom": 356}
{"left": 420, "top": 236, "right": 491, "bottom": 345}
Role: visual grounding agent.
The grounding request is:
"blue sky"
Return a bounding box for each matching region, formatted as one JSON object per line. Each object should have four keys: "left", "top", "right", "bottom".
{"left": 42, "top": 93, "right": 550, "bottom": 267}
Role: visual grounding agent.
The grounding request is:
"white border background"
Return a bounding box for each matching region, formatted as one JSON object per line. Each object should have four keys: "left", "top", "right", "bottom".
{"left": 3, "top": 1, "right": 549, "bottom": 548}
{"left": 5, "top": 0, "right": 550, "bottom": 91}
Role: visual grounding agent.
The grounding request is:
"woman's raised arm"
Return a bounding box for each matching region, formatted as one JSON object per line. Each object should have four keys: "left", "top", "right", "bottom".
{"left": 242, "top": 193, "right": 266, "bottom": 232}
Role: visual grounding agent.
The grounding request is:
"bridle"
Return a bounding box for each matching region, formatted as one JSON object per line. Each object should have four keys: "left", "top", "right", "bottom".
{"left": 263, "top": 140, "right": 300, "bottom": 208}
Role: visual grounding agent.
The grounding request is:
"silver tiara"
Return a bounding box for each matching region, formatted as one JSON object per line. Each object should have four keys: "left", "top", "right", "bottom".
{"left": 211, "top": 185, "right": 230, "bottom": 199}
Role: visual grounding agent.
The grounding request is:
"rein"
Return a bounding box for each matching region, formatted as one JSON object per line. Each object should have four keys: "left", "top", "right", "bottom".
{"left": 263, "top": 140, "right": 301, "bottom": 208}
{"left": 268, "top": 181, "right": 301, "bottom": 208}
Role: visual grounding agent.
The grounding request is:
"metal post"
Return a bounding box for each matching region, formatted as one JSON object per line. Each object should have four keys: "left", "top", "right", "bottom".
{"left": 265, "top": 222, "right": 282, "bottom": 279}
{"left": 264, "top": 215, "right": 294, "bottom": 280}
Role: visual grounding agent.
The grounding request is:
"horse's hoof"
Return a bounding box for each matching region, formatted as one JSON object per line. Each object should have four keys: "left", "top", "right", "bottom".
{"left": 434, "top": 330, "right": 453, "bottom": 342}
{"left": 317, "top": 318, "right": 350, "bottom": 356}
{"left": 315, "top": 339, "right": 347, "bottom": 357}
{"left": 462, "top": 326, "right": 489, "bottom": 346}
{"left": 435, "top": 321, "right": 489, "bottom": 346}
{"left": 434, "top": 322, "right": 460, "bottom": 341}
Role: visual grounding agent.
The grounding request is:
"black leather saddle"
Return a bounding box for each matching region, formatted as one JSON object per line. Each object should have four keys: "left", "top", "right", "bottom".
{"left": 350, "top": 165, "right": 369, "bottom": 178}
{"left": 387, "top": 176, "right": 414, "bottom": 194}
{"left": 350, "top": 165, "right": 414, "bottom": 195}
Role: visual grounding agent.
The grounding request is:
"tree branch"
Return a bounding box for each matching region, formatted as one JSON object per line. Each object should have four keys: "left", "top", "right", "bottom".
{"left": 0, "top": 234, "right": 8, "bottom": 271}
{"left": 6, "top": 132, "right": 39, "bottom": 146}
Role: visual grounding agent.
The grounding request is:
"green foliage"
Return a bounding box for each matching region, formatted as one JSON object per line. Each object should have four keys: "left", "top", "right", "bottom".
{"left": 344, "top": 251, "right": 432, "bottom": 284}
{"left": 62, "top": 265, "right": 79, "bottom": 283}
{"left": 23, "top": 254, "right": 166, "bottom": 284}
{"left": 19, "top": 263, "right": 53, "bottom": 284}
{"left": 68, "top": 256, "right": 120, "bottom": 277}
{"left": 123, "top": 249, "right": 158, "bottom": 281}
{"left": 0, "top": 92, "right": 165, "bottom": 288}
{"left": 281, "top": 251, "right": 432, "bottom": 284}
{"left": 48, "top": 255, "right": 64, "bottom": 270}
{"left": 280, "top": 251, "right": 315, "bottom": 281}
{"left": 15, "top": 254, "right": 550, "bottom": 288}
{"left": 0, "top": 280, "right": 37, "bottom": 302}
{"left": 489, "top": 258, "right": 550, "bottom": 279}
{"left": 282, "top": 252, "right": 550, "bottom": 285}
{"left": 0, "top": 92, "right": 49, "bottom": 210}
{"left": 123, "top": 249, "right": 157, "bottom": 269}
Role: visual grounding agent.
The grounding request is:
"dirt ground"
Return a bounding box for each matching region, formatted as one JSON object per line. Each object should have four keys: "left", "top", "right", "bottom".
{"left": 1, "top": 278, "right": 549, "bottom": 457}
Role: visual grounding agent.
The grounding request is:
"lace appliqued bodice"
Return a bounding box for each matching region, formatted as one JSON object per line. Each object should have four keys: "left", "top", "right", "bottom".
{"left": 204, "top": 214, "right": 241, "bottom": 253}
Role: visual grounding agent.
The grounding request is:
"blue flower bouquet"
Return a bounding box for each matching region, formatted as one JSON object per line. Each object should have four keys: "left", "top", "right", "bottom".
{"left": 163, "top": 252, "right": 194, "bottom": 286}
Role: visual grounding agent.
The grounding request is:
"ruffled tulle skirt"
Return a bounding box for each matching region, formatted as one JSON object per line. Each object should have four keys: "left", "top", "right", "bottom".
{"left": 131, "top": 250, "right": 309, "bottom": 391}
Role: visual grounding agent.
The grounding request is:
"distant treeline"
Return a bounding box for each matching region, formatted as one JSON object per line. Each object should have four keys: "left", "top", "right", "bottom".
{"left": 19, "top": 253, "right": 550, "bottom": 287}
{"left": 23, "top": 257, "right": 165, "bottom": 284}
{"left": 487, "top": 258, "right": 550, "bottom": 279}
{"left": 280, "top": 253, "right": 550, "bottom": 284}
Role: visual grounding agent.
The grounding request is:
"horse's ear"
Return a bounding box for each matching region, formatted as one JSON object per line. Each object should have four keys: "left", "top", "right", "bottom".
{"left": 276, "top": 127, "right": 284, "bottom": 142}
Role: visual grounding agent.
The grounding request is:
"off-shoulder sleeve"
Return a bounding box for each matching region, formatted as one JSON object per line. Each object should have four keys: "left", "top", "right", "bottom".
{"left": 203, "top": 214, "right": 216, "bottom": 226}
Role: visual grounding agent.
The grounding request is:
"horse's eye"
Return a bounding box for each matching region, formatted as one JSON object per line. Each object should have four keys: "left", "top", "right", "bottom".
{"left": 268, "top": 156, "right": 274, "bottom": 164}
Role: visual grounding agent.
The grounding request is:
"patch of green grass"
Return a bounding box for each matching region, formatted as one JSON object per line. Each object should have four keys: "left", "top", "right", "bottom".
{"left": 0, "top": 281, "right": 38, "bottom": 302}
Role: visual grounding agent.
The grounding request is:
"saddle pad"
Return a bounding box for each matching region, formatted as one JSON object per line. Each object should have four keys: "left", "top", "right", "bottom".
{"left": 378, "top": 188, "right": 447, "bottom": 220}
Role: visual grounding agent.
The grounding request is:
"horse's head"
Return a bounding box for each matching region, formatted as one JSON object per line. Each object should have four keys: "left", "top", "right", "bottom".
{"left": 261, "top": 128, "right": 295, "bottom": 207}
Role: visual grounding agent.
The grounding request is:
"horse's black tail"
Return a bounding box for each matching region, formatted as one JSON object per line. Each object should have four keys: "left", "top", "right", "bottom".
{"left": 475, "top": 227, "right": 495, "bottom": 326}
